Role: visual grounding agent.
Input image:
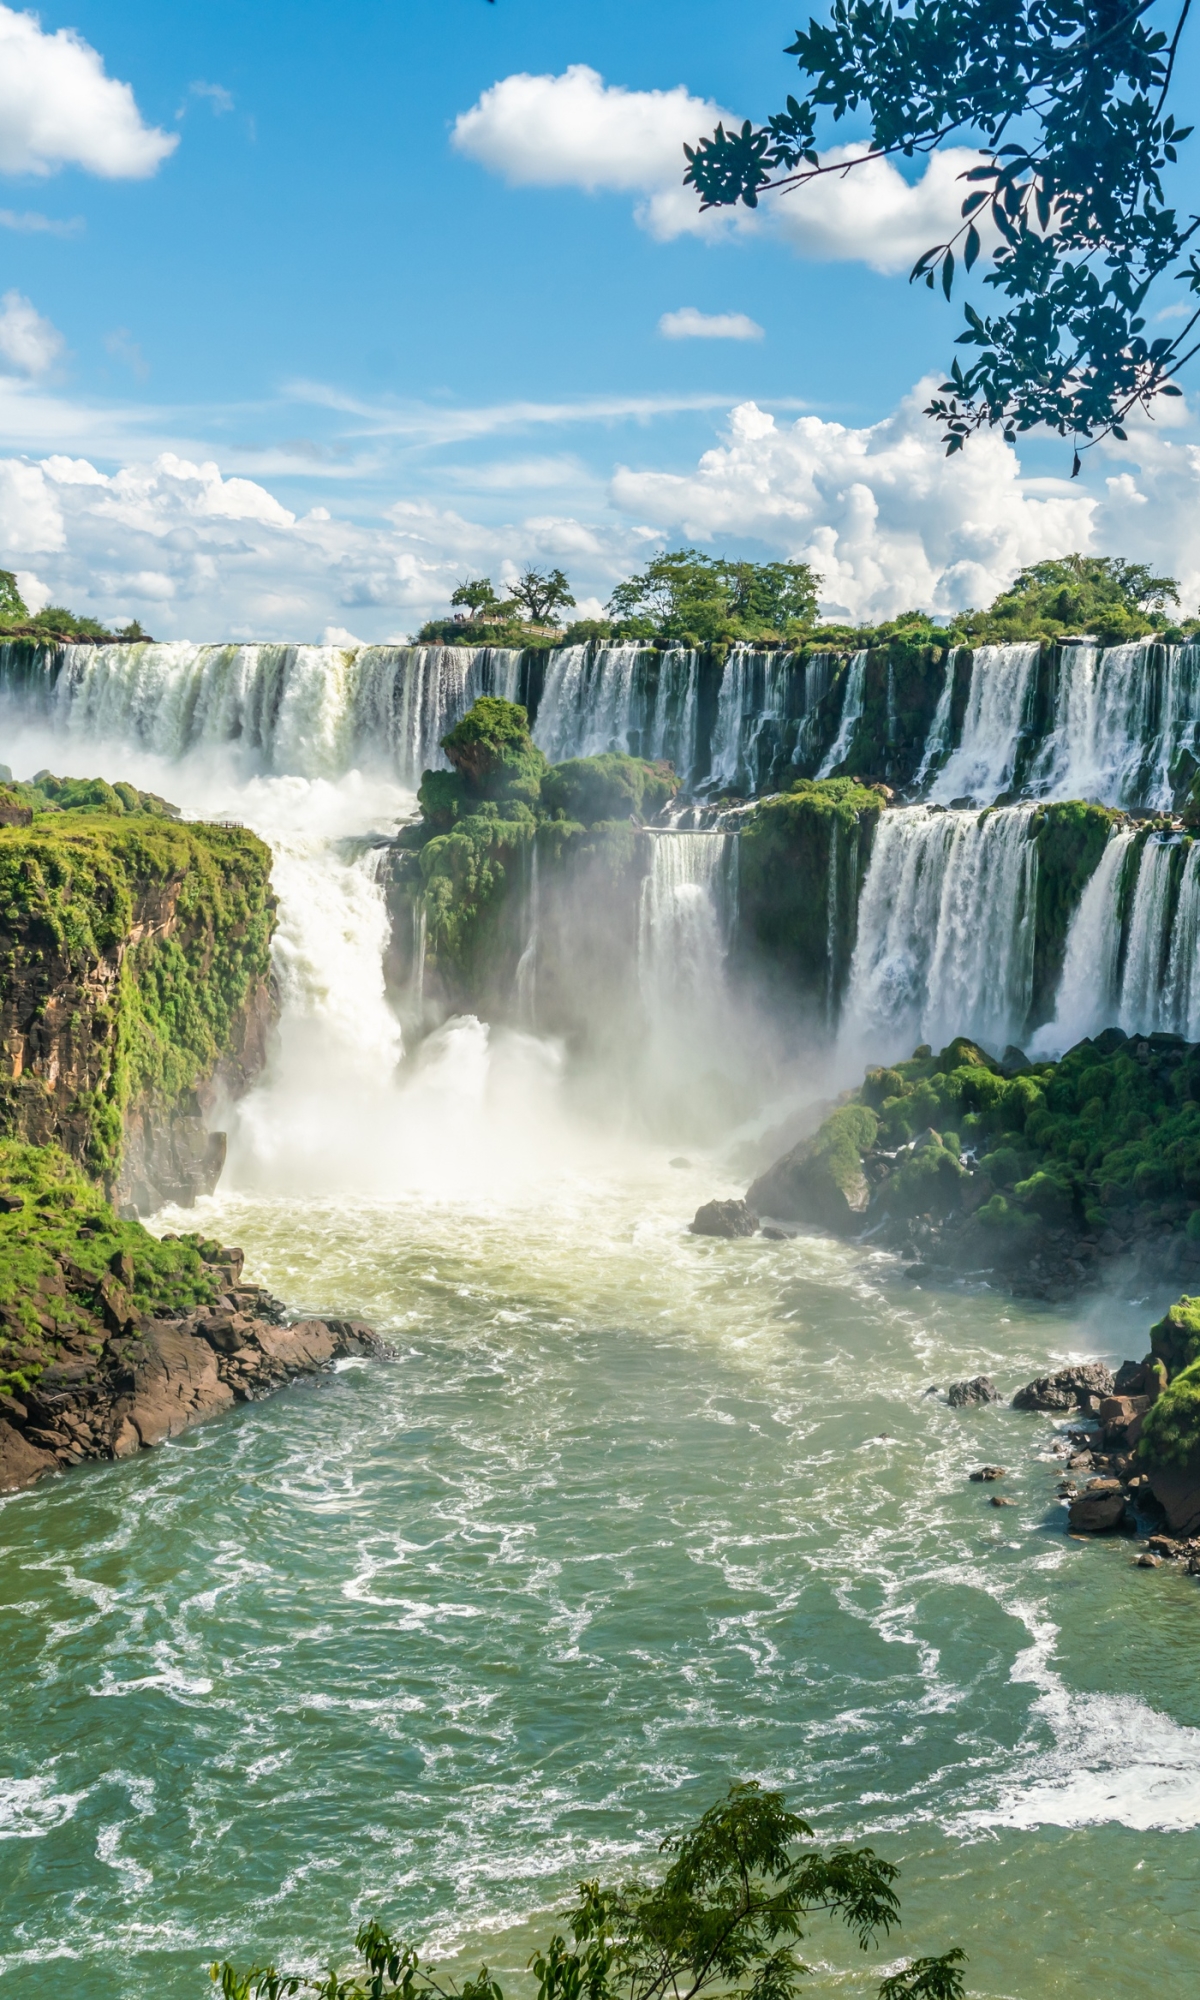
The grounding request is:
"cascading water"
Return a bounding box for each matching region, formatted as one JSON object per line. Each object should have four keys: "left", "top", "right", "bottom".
{"left": 839, "top": 804, "right": 1038, "bottom": 1060}
{"left": 926, "top": 643, "right": 1040, "bottom": 804}
{"left": 532, "top": 645, "right": 702, "bottom": 781}
{"left": 816, "top": 650, "right": 867, "bottom": 777}
{"left": 1118, "top": 835, "right": 1179, "bottom": 1036}
{"left": 0, "top": 640, "right": 525, "bottom": 786}
{"left": 1166, "top": 842, "right": 1200, "bottom": 1039}
{"left": 1028, "top": 828, "right": 1137, "bottom": 1055}
{"left": 911, "top": 648, "right": 959, "bottom": 791}
{"left": 1031, "top": 641, "right": 1200, "bottom": 808}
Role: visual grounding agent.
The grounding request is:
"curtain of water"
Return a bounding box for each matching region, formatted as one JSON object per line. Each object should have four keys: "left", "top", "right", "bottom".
{"left": 911, "top": 648, "right": 960, "bottom": 791}
{"left": 1030, "top": 643, "right": 1200, "bottom": 808}
{"left": 515, "top": 842, "right": 540, "bottom": 1030}
{"left": 1028, "top": 828, "right": 1137, "bottom": 1055}
{"left": 1165, "top": 842, "right": 1200, "bottom": 1038}
{"left": 839, "top": 805, "right": 1038, "bottom": 1058}
{"left": 926, "top": 643, "right": 1040, "bottom": 804}
{"left": 0, "top": 640, "right": 527, "bottom": 786}
{"left": 637, "top": 831, "right": 735, "bottom": 1017}
{"left": 1118, "top": 836, "right": 1179, "bottom": 1036}
{"left": 816, "top": 650, "right": 868, "bottom": 777}
{"left": 532, "top": 646, "right": 701, "bottom": 782}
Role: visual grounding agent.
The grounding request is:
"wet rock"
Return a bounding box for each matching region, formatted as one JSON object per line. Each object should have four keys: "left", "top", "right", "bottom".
{"left": 689, "top": 1199, "right": 759, "bottom": 1239}
{"left": 761, "top": 1225, "right": 793, "bottom": 1242}
{"left": 1067, "top": 1478, "right": 1127, "bottom": 1532}
{"left": 747, "top": 1104, "right": 876, "bottom": 1236}
{"left": 1147, "top": 1463, "right": 1200, "bottom": 1537}
{"left": 0, "top": 1418, "right": 57, "bottom": 1492}
{"left": 1133, "top": 1551, "right": 1163, "bottom": 1567}
{"left": 1011, "top": 1362, "right": 1115, "bottom": 1412}
{"left": 969, "top": 1464, "right": 1007, "bottom": 1481}
{"left": 947, "top": 1375, "right": 999, "bottom": 1408}
{"left": 989, "top": 1495, "right": 1017, "bottom": 1506}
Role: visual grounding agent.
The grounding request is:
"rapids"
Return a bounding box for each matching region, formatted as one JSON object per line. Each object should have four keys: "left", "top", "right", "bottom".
{"left": 2, "top": 685, "right": 1200, "bottom": 2000}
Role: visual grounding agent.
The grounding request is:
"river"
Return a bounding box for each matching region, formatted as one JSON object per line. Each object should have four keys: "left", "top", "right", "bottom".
{"left": 1, "top": 715, "right": 1200, "bottom": 1998}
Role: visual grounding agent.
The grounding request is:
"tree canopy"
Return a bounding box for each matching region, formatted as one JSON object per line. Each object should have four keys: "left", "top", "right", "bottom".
{"left": 209, "top": 1782, "right": 966, "bottom": 2000}
{"left": 683, "top": 0, "right": 1197, "bottom": 460}
{"left": 608, "top": 551, "right": 821, "bottom": 644}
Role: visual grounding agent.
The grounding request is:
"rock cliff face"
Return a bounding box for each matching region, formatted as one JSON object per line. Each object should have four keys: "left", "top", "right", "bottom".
{"left": 0, "top": 808, "right": 275, "bottom": 1210}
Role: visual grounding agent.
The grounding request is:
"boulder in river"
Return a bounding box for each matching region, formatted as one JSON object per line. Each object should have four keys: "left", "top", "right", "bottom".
{"left": 969, "top": 1464, "right": 1007, "bottom": 1481}
{"left": 1011, "top": 1362, "right": 1115, "bottom": 1412}
{"left": 1067, "top": 1478, "right": 1127, "bottom": 1532}
{"left": 947, "top": 1375, "right": 999, "bottom": 1408}
{"left": 747, "top": 1104, "right": 877, "bottom": 1235}
{"left": 689, "top": 1198, "right": 759, "bottom": 1239}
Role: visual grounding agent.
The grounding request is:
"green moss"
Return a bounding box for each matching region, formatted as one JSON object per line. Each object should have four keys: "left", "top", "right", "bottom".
{"left": 1029, "top": 802, "right": 1122, "bottom": 1020}
{"left": 0, "top": 809, "right": 274, "bottom": 1184}
{"left": 1149, "top": 1295, "right": 1200, "bottom": 1378}
{"left": 0, "top": 1139, "right": 219, "bottom": 1395}
{"left": 541, "top": 753, "right": 679, "bottom": 825}
{"left": 737, "top": 779, "right": 883, "bottom": 1007}
{"left": 1139, "top": 1356, "right": 1200, "bottom": 1470}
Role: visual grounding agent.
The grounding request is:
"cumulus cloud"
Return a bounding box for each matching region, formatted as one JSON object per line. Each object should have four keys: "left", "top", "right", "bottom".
{"left": 2, "top": 387, "right": 1200, "bottom": 638}
{"left": 454, "top": 65, "right": 980, "bottom": 273}
{"left": 659, "top": 307, "right": 763, "bottom": 341}
{"left": 0, "top": 3, "right": 176, "bottom": 178}
{"left": 0, "top": 290, "right": 63, "bottom": 375}
{"left": 610, "top": 389, "right": 1100, "bottom": 621}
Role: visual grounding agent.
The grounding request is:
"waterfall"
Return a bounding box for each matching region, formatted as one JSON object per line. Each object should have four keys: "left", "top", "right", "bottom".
{"left": 816, "top": 650, "right": 868, "bottom": 777}
{"left": 1029, "top": 827, "right": 1137, "bottom": 1055}
{"left": 1118, "top": 835, "right": 1178, "bottom": 1036}
{"left": 532, "top": 644, "right": 704, "bottom": 783}
{"left": 515, "top": 842, "right": 540, "bottom": 1029}
{"left": 1164, "top": 842, "right": 1200, "bottom": 1037}
{"left": 0, "top": 640, "right": 526, "bottom": 786}
{"left": 638, "top": 831, "right": 735, "bottom": 1015}
{"left": 825, "top": 816, "right": 840, "bottom": 1027}
{"left": 926, "top": 642, "right": 1040, "bottom": 804}
{"left": 1025, "top": 641, "right": 1200, "bottom": 808}
{"left": 839, "top": 805, "right": 1038, "bottom": 1059}
{"left": 912, "top": 648, "right": 959, "bottom": 790}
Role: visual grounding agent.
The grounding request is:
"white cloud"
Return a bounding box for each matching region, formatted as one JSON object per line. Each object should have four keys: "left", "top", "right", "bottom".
{"left": 610, "top": 388, "right": 1098, "bottom": 622}
{"left": 0, "top": 291, "right": 63, "bottom": 375}
{"left": 0, "top": 207, "right": 82, "bottom": 235}
{"left": 188, "top": 81, "right": 234, "bottom": 116}
{"left": 659, "top": 307, "right": 763, "bottom": 341}
{"left": 454, "top": 66, "right": 982, "bottom": 275}
{"left": 0, "top": 4, "right": 176, "bottom": 178}
{"left": 0, "top": 385, "right": 1199, "bottom": 639}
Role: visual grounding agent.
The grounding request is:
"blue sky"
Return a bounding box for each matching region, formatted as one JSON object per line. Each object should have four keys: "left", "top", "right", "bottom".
{"left": 0, "top": 0, "right": 1199, "bottom": 639}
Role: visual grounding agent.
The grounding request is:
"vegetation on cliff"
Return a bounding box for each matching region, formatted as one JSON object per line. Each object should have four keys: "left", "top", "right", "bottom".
{"left": 0, "top": 1139, "right": 220, "bottom": 1397}
{"left": 211, "top": 1782, "right": 964, "bottom": 2000}
{"left": 0, "top": 783, "right": 274, "bottom": 1187}
{"left": 402, "top": 698, "right": 678, "bottom": 994}
{"left": 755, "top": 1030, "right": 1200, "bottom": 1247}
{"left": 0, "top": 568, "right": 149, "bottom": 643}
{"left": 737, "top": 779, "right": 884, "bottom": 1005}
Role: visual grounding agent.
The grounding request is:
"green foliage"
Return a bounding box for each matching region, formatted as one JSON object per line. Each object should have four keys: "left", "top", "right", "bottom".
{"left": 838, "top": 1030, "right": 1200, "bottom": 1230}
{"left": 682, "top": 0, "right": 1198, "bottom": 453}
{"left": 209, "top": 1784, "right": 965, "bottom": 2000}
{"left": 510, "top": 566, "right": 576, "bottom": 626}
{"left": 1, "top": 769, "right": 179, "bottom": 818}
{"left": 450, "top": 577, "right": 504, "bottom": 624}
{"left": 0, "top": 808, "right": 274, "bottom": 1183}
{"left": 0, "top": 1140, "right": 218, "bottom": 1394}
{"left": 541, "top": 754, "right": 679, "bottom": 826}
{"left": 0, "top": 568, "right": 27, "bottom": 621}
{"left": 439, "top": 697, "right": 548, "bottom": 807}
{"left": 960, "top": 558, "right": 1181, "bottom": 646}
{"left": 608, "top": 551, "right": 820, "bottom": 645}
{"left": 1139, "top": 1356, "right": 1200, "bottom": 1470}
{"left": 1149, "top": 1294, "right": 1200, "bottom": 1378}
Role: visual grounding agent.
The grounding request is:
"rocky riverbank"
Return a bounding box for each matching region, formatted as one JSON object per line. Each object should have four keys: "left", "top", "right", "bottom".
{"left": 730, "top": 1029, "right": 1200, "bottom": 1301}
{"left": 0, "top": 1141, "right": 388, "bottom": 1499}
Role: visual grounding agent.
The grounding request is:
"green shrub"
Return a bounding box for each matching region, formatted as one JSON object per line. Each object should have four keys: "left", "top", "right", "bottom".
{"left": 541, "top": 753, "right": 679, "bottom": 826}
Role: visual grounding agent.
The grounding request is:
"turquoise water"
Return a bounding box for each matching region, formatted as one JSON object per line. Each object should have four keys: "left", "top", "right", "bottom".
{"left": 3, "top": 1164, "right": 1199, "bottom": 1999}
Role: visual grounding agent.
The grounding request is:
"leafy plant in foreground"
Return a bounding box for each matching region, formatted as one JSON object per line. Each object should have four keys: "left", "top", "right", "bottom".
{"left": 683, "top": 0, "right": 1199, "bottom": 460}
{"left": 209, "top": 1784, "right": 966, "bottom": 2000}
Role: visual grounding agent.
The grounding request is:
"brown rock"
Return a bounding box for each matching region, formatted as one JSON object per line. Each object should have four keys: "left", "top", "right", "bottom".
{"left": 1013, "top": 1362, "right": 1115, "bottom": 1412}
{"left": 947, "top": 1375, "right": 999, "bottom": 1408}
{"left": 1147, "top": 1464, "right": 1200, "bottom": 1537}
{"left": 689, "top": 1199, "right": 759, "bottom": 1239}
{"left": 125, "top": 1325, "right": 235, "bottom": 1447}
{"left": 1067, "top": 1478, "right": 1127, "bottom": 1532}
{"left": 969, "top": 1464, "right": 1007, "bottom": 1481}
{"left": 0, "top": 1418, "right": 56, "bottom": 1491}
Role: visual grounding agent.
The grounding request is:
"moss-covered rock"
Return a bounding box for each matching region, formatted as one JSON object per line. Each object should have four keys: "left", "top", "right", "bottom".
{"left": 736, "top": 779, "right": 883, "bottom": 1012}
{"left": 1028, "top": 801, "right": 1122, "bottom": 1021}
{"left": 1138, "top": 1357, "right": 1200, "bottom": 1470}
{"left": 541, "top": 753, "right": 679, "bottom": 825}
{"left": 0, "top": 802, "right": 275, "bottom": 1204}
{"left": 0, "top": 1139, "right": 220, "bottom": 1397}
{"left": 1149, "top": 1294, "right": 1200, "bottom": 1378}
{"left": 747, "top": 1102, "right": 879, "bottom": 1233}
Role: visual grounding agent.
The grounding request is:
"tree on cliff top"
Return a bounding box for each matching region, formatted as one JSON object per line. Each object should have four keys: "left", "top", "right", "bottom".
{"left": 608, "top": 552, "right": 820, "bottom": 644}
{"left": 422, "top": 695, "right": 549, "bottom": 822}
{"left": 971, "top": 552, "right": 1182, "bottom": 643}
{"left": 683, "top": 0, "right": 1197, "bottom": 463}
{"left": 210, "top": 1782, "right": 966, "bottom": 2000}
{"left": 510, "top": 566, "right": 576, "bottom": 626}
